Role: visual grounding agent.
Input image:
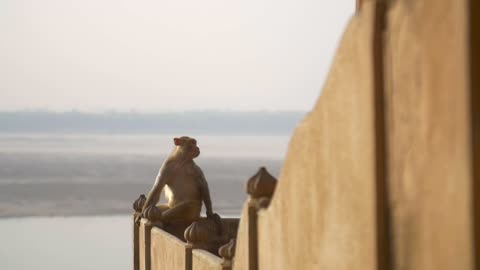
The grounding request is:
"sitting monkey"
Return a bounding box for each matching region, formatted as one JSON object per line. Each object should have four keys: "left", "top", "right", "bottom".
{"left": 138, "top": 136, "right": 216, "bottom": 224}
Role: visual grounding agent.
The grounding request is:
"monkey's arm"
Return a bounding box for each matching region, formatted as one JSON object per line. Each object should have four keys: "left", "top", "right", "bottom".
{"left": 198, "top": 168, "right": 214, "bottom": 217}
{"left": 141, "top": 167, "right": 170, "bottom": 213}
{"left": 197, "top": 167, "right": 223, "bottom": 235}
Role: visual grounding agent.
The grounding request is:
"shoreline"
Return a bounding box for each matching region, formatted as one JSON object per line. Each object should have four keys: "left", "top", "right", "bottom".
{"left": 0, "top": 211, "right": 241, "bottom": 220}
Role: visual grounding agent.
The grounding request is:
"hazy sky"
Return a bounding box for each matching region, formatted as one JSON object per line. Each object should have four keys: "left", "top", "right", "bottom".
{"left": 0, "top": 0, "right": 353, "bottom": 112}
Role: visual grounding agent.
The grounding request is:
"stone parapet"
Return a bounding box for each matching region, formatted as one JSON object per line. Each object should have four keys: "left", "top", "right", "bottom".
{"left": 133, "top": 208, "right": 239, "bottom": 270}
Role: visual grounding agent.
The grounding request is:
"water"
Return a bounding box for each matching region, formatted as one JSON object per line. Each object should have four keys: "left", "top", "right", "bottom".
{"left": 0, "top": 133, "right": 289, "bottom": 269}
{"left": 0, "top": 216, "right": 131, "bottom": 270}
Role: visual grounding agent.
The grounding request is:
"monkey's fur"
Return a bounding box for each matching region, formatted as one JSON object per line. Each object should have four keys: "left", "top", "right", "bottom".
{"left": 138, "top": 136, "right": 216, "bottom": 224}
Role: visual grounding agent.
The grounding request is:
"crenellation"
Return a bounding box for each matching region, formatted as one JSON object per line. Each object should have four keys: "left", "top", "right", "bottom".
{"left": 219, "top": 239, "right": 236, "bottom": 270}
{"left": 133, "top": 194, "right": 146, "bottom": 213}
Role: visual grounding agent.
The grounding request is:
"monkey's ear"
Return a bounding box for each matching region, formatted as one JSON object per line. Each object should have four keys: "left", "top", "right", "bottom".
{"left": 174, "top": 137, "right": 182, "bottom": 146}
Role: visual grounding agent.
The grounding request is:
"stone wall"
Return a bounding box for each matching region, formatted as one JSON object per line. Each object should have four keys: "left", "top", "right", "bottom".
{"left": 192, "top": 250, "right": 223, "bottom": 270}
{"left": 133, "top": 216, "right": 237, "bottom": 270}
{"left": 384, "top": 0, "right": 474, "bottom": 268}
{"left": 255, "top": 2, "right": 378, "bottom": 269}
{"left": 151, "top": 228, "right": 186, "bottom": 270}
{"left": 232, "top": 0, "right": 478, "bottom": 269}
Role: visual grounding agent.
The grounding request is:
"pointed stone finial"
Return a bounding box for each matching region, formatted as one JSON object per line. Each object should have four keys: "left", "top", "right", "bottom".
{"left": 246, "top": 167, "right": 278, "bottom": 199}
{"left": 143, "top": 205, "right": 162, "bottom": 221}
{"left": 219, "top": 238, "right": 236, "bottom": 261}
{"left": 184, "top": 221, "right": 210, "bottom": 249}
{"left": 132, "top": 194, "right": 146, "bottom": 212}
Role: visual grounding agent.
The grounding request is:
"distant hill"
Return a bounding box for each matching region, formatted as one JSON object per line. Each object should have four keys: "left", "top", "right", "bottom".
{"left": 0, "top": 111, "right": 305, "bottom": 135}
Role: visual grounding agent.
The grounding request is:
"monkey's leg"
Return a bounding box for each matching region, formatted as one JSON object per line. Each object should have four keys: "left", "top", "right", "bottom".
{"left": 161, "top": 201, "right": 202, "bottom": 222}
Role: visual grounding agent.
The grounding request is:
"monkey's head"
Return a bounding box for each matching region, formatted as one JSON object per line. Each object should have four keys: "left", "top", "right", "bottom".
{"left": 174, "top": 136, "right": 200, "bottom": 159}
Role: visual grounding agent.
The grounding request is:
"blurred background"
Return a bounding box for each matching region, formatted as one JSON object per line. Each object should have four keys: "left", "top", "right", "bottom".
{"left": 0, "top": 1, "right": 352, "bottom": 269}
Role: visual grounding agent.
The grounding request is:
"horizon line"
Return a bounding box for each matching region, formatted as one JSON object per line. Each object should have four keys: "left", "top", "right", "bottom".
{"left": 0, "top": 109, "right": 308, "bottom": 114}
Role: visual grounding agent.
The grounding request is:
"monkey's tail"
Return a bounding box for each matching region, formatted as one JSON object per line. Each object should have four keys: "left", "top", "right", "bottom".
{"left": 212, "top": 213, "right": 223, "bottom": 236}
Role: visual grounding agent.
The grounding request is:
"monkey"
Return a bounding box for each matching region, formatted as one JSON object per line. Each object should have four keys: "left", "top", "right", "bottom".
{"left": 137, "top": 136, "right": 216, "bottom": 224}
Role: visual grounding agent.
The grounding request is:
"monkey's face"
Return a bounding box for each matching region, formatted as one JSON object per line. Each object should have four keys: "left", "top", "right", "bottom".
{"left": 174, "top": 137, "right": 200, "bottom": 159}
{"left": 187, "top": 139, "right": 200, "bottom": 159}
